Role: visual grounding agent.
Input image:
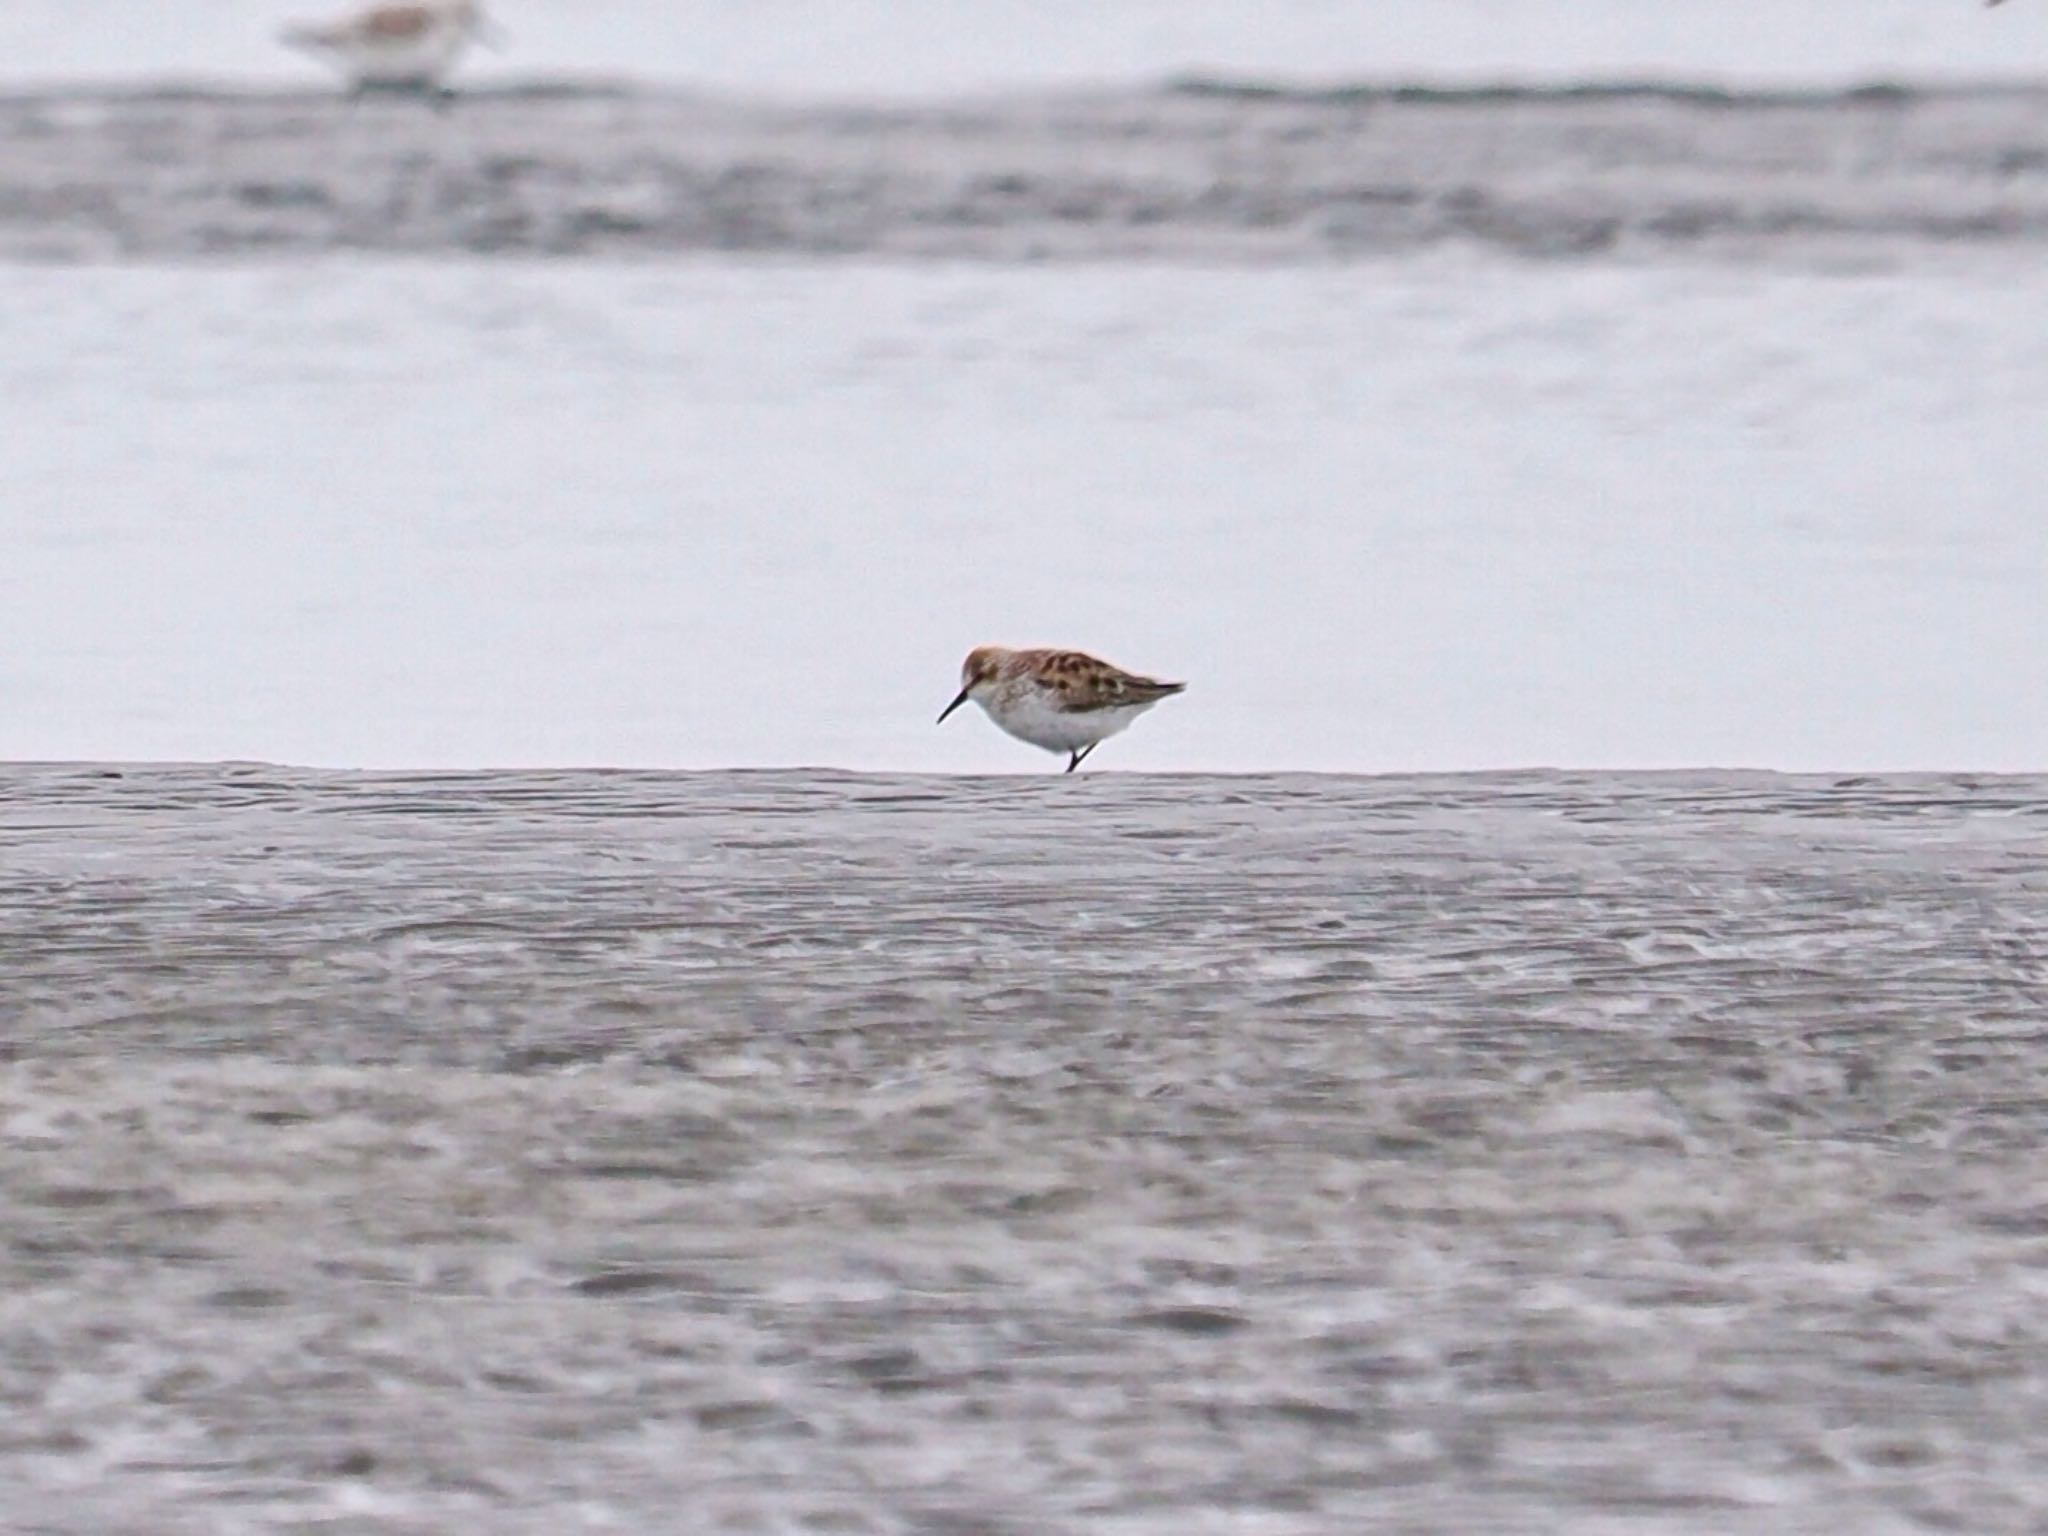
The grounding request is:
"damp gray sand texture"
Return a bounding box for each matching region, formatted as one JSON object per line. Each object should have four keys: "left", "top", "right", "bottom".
{"left": 3, "top": 766, "right": 2046, "bottom": 1533}
{"left": 5, "top": 83, "right": 2048, "bottom": 262}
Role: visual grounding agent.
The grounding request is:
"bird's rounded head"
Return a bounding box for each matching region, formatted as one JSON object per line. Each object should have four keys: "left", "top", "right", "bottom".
{"left": 938, "top": 646, "right": 1012, "bottom": 725}
{"left": 960, "top": 646, "right": 1011, "bottom": 690}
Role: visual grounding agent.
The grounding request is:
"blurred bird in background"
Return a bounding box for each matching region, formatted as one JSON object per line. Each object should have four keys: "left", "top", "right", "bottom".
{"left": 283, "top": 1, "right": 503, "bottom": 98}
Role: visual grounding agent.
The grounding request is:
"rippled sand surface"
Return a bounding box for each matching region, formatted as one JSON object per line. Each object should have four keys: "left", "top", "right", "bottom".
{"left": 3, "top": 765, "right": 2046, "bottom": 1532}
{"left": 7, "top": 83, "right": 2048, "bottom": 261}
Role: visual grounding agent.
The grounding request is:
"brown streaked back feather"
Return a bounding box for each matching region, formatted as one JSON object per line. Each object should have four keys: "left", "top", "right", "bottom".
{"left": 1016, "top": 649, "right": 1187, "bottom": 714}
{"left": 363, "top": 5, "right": 437, "bottom": 38}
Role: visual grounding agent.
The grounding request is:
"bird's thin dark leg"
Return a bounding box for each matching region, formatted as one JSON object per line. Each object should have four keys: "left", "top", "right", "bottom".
{"left": 1066, "top": 744, "right": 1097, "bottom": 774}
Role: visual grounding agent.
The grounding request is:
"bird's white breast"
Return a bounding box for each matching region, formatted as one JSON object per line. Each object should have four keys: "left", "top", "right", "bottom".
{"left": 978, "top": 684, "right": 1153, "bottom": 754}
{"left": 351, "top": 28, "right": 468, "bottom": 80}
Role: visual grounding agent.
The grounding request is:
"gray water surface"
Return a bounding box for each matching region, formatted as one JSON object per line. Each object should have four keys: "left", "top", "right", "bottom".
{"left": 3, "top": 767, "right": 2046, "bottom": 1533}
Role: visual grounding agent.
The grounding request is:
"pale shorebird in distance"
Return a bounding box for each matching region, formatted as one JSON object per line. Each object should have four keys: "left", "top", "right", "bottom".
{"left": 938, "top": 647, "right": 1186, "bottom": 773}
{"left": 282, "top": 1, "right": 504, "bottom": 99}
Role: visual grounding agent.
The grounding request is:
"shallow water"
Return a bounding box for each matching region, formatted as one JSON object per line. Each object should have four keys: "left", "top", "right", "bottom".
{"left": 2, "top": 0, "right": 2044, "bottom": 92}
{"left": 4, "top": 765, "right": 2047, "bottom": 1532}
{"left": 4, "top": 254, "right": 2045, "bottom": 773}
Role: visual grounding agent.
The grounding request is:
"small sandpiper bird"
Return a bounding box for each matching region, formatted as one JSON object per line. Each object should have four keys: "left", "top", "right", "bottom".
{"left": 282, "top": 1, "right": 502, "bottom": 98}
{"left": 938, "top": 646, "right": 1186, "bottom": 773}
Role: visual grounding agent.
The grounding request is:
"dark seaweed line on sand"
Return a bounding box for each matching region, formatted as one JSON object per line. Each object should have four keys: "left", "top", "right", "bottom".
{"left": 1165, "top": 75, "right": 2048, "bottom": 107}
{"left": 6, "top": 76, "right": 2048, "bottom": 108}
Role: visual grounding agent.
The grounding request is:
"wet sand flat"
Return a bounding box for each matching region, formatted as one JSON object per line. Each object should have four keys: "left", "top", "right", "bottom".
{"left": 5, "top": 83, "right": 2048, "bottom": 261}
{"left": 2, "top": 766, "right": 2045, "bottom": 1532}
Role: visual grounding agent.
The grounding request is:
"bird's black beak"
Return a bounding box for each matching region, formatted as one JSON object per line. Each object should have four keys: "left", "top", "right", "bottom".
{"left": 937, "top": 687, "right": 971, "bottom": 725}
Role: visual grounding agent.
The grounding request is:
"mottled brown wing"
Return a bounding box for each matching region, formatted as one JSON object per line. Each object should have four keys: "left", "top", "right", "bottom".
{"left": 1038, "top": 651, "right": 1187, "bottom": 714}
{"left": 365, "top": 6, "right": 436, "bottom": 38}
